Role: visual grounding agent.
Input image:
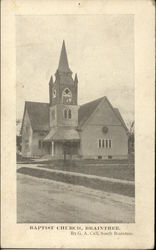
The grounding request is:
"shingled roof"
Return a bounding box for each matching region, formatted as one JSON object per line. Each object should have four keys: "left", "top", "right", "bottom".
{"left": 21, "top": 101, "right": 49, "bottom": 132}
{"left": 78, "top": 96, "right": 128, "bottom": 131}
{"left": 44, "top": 127, "right": 80, "bottom": 141}
{"left": 78, "top": 97, "right": 104, "bottom": 127}
{"left": 114, "top": 108, "right": 128, "bottom": 131}
{"left": 21, "top": 97, "right": 127, "bottom": 133}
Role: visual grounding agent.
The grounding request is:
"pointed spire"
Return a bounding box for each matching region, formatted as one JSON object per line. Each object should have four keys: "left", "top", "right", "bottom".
{"left": 74, "top": 73, "right": 78, "bottom": 84}
{"left": 49, "top": 75, "right": 53, "bottom": 85}
{"left": 58, "top": 40, "right": 71, "bottom": 72}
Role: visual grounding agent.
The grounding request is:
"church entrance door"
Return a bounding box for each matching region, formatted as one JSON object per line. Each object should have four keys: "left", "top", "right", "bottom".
{"left": 63, "top": 141, "right": 79, "bottom": 160}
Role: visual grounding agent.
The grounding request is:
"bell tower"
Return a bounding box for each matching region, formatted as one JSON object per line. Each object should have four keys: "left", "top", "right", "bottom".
{"left": 49, "top": 41, "right": 78, "bottom": 129}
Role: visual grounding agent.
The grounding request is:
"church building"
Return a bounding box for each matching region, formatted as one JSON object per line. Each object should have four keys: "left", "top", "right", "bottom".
{"left": 21, "top": 41, "right": 128, "bottom": 159}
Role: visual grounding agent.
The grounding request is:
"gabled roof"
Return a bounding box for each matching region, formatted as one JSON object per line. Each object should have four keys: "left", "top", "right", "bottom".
{"left": 21, "top": 101, "right": 49, "bottom": 133}
{"left": 78, "top": 96, "right": 128, "bottom": 131}
{"left": 21, "top": 97, "right": 127, "bottom": 133}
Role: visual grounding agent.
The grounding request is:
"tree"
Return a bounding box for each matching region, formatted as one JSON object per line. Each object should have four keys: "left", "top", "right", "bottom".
{"left": 16, "top": 118, "right": 21, "bottom": 125}
{"left": 16, "top": 119, "right": 22, "bottom": 153}
{"left": 128, "top": 120, "right": 135, "bottom": 153}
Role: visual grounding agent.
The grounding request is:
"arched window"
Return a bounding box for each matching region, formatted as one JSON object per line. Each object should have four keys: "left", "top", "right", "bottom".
{"left": 63, "top": 108, "right": 72, "bottom": 119}
{"left": 62, "top": 88, "right": 72, "bottom": 104}
{"left": 68, "top": 109, "right": 72, "bottom": 119}
{"left": 64, "top": 109, "right": 68, "bottom": 119}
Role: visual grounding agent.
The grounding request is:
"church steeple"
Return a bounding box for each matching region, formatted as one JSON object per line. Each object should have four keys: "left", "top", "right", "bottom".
{"left": 49, "top": 41, "right": 79, "bottom": 129}
{"left": 58, "top": 40, "right": 71, "bottom": 73}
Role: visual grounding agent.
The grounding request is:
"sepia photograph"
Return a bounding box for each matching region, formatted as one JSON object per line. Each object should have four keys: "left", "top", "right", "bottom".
{"left": 16, "top": 14, "right": 135, "bottom": 223}
{"left": 1, "top": 0, "right": 155, "bottom": 248}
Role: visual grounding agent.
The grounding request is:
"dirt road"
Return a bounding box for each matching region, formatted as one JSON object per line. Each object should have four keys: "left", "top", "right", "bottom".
{"left": 17, "top": 173, "right": 134, "bottom": 223}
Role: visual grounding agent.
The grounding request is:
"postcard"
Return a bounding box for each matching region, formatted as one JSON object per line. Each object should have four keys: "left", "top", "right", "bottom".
{"left": 1, "top": 0, "right": 155, "bottom": 248}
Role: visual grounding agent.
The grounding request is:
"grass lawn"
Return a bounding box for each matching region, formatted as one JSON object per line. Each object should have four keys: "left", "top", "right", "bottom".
{"left": 36, "top": 160, "right": 134, "bottom": 181}
{"left": 17, "top": 166, "right": 135, "bottom": 197}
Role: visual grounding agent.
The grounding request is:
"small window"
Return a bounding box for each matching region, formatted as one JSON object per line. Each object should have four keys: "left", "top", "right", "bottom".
{"left": 98, "top": 139, "right": 101, "bottom": 148}
{"left": 109, "top": 139, "right": 111, "bottom": 148}
{"left": 68, "top": 109, "right": 72, "bottom": 119}
{"left": 98, "top": 156, "right": 102, "bottom": 159}
{"left": 106, "top": 139, "right": 108, "bottom": 148}
{"left": 64, "top": 109, "right": 72, "bottom": 119}
{"left": 64, "top": 109, "right": 68, "bottom": 119}
{"left": 102, "top": 139, "right": 105, "bottom": 148}
{"left": 38, "top": 140, "right": 42, "bottom": 149}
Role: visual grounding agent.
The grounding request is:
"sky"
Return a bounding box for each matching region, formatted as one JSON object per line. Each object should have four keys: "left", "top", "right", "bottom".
{"left": 16, "top": 14, "right": 134, "bottom": 125}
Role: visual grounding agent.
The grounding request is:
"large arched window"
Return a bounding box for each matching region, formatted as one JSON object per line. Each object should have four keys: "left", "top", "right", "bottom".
{"left": 62, "top": 88, "right": 72, "bottom": 104}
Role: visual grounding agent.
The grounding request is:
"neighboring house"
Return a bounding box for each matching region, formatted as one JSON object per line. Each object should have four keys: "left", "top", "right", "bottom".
{"left": 21, "top": 41, "right": 128, "bottom": 159}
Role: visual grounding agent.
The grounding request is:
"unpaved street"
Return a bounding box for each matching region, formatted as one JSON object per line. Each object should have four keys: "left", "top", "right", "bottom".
{"left": 17, "top": 173, "right": 135, "bottom": 223}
